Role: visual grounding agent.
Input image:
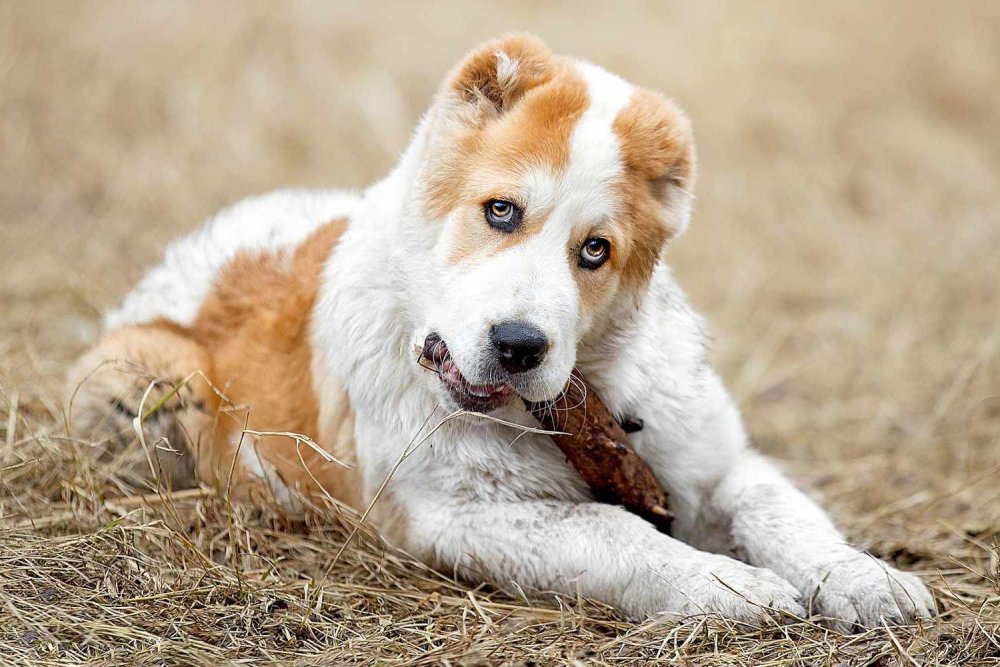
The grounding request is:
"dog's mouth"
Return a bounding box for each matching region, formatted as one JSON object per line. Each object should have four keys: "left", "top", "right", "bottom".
{"left": 419, "top": 333, "right": 514, "bottom": 413}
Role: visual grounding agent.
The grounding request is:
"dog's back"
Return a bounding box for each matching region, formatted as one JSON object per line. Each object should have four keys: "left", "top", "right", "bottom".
{"left": 105, "top": 189, "right": 358, "bottom": 330}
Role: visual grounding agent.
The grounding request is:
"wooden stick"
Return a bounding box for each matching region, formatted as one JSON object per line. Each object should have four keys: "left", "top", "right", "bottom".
{"left": 526, "top": 371, "right": 674, "bottom": 534}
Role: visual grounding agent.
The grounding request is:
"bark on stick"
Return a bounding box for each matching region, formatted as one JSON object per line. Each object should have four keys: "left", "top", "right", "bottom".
{"left": 526, "top": 371, "right": 674, "bottom": 534}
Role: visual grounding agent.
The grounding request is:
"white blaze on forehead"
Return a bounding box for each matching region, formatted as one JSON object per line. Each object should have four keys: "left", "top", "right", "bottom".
{"left": 557, "top": 61, "right": 635, "bottom": 223}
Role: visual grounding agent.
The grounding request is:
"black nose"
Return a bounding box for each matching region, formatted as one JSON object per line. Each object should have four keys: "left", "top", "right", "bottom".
{"left": 490, "top": 322, "right": 549, "bottom": 374}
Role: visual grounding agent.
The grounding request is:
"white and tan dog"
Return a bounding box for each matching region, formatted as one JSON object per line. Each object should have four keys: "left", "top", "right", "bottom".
{"left": 67, "top": 35, "right": 934, "bottom": 630}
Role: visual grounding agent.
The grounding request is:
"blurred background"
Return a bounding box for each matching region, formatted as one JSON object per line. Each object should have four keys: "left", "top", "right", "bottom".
{"left": 2, "top": 0, "right": 998, "bottom": 547}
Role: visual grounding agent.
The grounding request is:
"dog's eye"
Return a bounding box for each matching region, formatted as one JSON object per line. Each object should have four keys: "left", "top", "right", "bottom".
{"left": 579, "top": 238, "right": 610, "bottom": 269}
{"left": 484, "top": 199, "right": 522, "bottom": 232}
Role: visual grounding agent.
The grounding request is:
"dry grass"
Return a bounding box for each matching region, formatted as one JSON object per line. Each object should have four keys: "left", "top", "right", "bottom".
{"left": 2, "top": 1, "right": 999, "bottom": 664}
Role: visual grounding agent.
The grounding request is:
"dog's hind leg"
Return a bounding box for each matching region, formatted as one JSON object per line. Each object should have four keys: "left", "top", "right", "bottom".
{"left": 65, "top": 322, "right": 219, "bottom": 489}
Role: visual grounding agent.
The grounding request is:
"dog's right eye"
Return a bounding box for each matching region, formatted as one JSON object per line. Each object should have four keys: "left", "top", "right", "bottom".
{"left": 484, "top": 199, "right": 522, "bottom": 233}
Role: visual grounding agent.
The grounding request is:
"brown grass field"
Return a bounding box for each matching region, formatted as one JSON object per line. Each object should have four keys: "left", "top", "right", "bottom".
{"left": 2, "top": 1, "right": 999, "bottom": 664}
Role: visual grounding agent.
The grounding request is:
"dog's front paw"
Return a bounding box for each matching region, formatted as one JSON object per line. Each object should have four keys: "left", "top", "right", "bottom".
{"left": 805, "top": 553, "right": 935, "bottom": 631}
{"left": 627, "top": 555, "right": 806, "bottom": 624}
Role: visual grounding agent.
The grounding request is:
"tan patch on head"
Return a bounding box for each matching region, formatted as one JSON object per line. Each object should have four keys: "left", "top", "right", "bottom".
{"left": 467, "top": 59, "right": 589, "bottom": 179}
{"left": 611, "top": 89, "right": 696, "bottom": 294}
{"left": 424, "top": 35, "right": 590, "bottom": 264}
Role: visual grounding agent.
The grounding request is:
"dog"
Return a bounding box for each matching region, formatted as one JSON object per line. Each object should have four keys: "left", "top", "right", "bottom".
{"left": 67, "top": 34, "right": 934, "bottom": 631}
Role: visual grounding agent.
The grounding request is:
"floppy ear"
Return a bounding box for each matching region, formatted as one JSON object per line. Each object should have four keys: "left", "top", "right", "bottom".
{"left": 440, "top": 33, "right": 553, "bottom": 122}
{"left": 651, "top": 162, "right": 696, "bottom": 237}
{"left": 616, "top": 89, "right": 697, "bottom": 237}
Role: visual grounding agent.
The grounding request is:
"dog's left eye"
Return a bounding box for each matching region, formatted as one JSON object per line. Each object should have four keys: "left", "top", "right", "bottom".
{"left": 484, "top": 199, "right": 522, "bottom": 232}
{"left": 579, "top": 238, "right": 611, "bottom": 269}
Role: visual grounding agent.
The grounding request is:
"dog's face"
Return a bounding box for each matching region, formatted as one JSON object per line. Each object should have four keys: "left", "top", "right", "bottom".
{"left": 412, "top": 35, "right": 695, "bottom": 412}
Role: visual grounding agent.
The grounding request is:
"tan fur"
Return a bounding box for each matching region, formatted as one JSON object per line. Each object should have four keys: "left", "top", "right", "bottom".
{"left": 612, "top": 89, "right": 695, "bottom": 294}
{"left": 68, "top": 220, "right": 363, "bottom": 511}
{"left": 425, "top": 37, "right": 590, "bottom": 265}
{"left": 190, "top": 219, "right": 363, "bottom": 509}
{"left": 444, "top": 33, "right": 554, "bottom": 115}
{"left": 65, "top": 322, "right": 219, "bottom": 488}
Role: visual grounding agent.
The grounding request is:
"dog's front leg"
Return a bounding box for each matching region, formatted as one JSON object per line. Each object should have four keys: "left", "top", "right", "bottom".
{"left": 401, "top": 495, "right": 804, "bottom": 623}
{"left": 712, "top": 451, "right": 936, "bottom": 630}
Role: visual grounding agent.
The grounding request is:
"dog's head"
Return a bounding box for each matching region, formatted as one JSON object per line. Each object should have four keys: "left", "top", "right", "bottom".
{"left": 407, "top": 34, "right": 695, "bottom": 412}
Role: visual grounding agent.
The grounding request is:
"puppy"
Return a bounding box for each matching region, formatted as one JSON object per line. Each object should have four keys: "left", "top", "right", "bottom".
{"left": 67, "top": 34, "right": 934, "bottom": 630}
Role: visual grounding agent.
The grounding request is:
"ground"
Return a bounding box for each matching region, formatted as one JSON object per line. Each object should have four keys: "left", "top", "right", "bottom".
{"left": 1, "top": 1, "right": 998, "bottom": 665}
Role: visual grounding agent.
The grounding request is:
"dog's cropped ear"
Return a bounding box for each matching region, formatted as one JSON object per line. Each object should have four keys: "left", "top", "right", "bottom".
{"left": 440, "top": 33, "right": 553, "bottom": 123}
{"left": 616, "top": 89, "right": 697, "bottom": 237}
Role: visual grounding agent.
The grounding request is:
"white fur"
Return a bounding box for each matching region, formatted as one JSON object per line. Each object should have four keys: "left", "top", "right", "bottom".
{"left": 108, "top": 54, "right": 934, "bottom": 630}
{"left": 494, "top": 50, "right": 519, "bottom": 94}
